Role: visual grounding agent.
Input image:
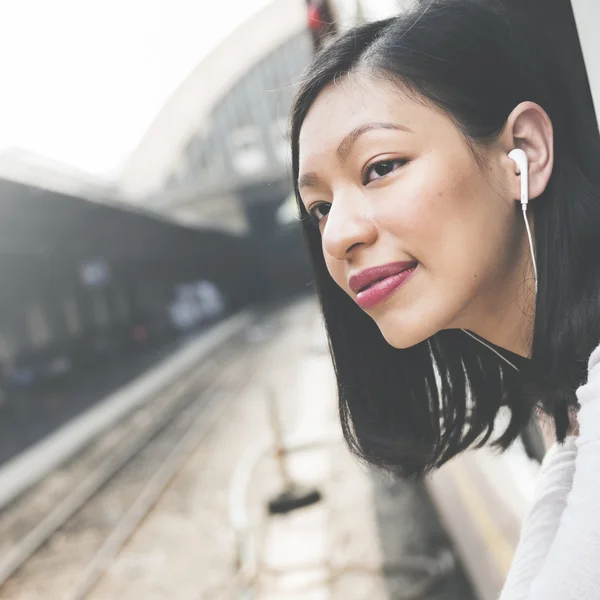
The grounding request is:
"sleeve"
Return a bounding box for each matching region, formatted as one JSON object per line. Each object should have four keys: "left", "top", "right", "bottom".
{"left": 499, "top": 343, "right": 600, "bottom": 600}
{"left": 498, "top": 438, "right": 577, "bottom": 599}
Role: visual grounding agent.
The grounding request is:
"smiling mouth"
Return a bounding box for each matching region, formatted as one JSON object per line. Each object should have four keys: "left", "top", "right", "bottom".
{"left": 350, "top": 261, "right": 418, "bottom": 295}
{"left": 358, "top": 265, "right": 415, "bottom": 292}
{"left": 353, "top": 264, "right": 418, "bottom": 310}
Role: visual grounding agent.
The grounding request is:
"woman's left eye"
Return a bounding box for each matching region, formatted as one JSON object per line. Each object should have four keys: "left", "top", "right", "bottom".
{"left": 363, "top": 159, "right": 405, "bottom": 184}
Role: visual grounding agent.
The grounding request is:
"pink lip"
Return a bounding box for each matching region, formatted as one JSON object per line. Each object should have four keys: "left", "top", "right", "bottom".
{"left": 349, "top": 261, "right": 417, "bottom": 294}
{"left": 350, "top": 263, "right": 418, "bottom": 310}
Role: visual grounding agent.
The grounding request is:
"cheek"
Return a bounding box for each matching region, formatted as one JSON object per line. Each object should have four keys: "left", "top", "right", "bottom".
{"left": 377, "top": 161, "right": 472, "bottom": 251}
{"left": 379, "top": 156, "right": 505, "bottom": 280}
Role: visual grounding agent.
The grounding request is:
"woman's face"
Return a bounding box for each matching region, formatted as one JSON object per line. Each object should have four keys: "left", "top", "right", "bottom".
{"left": 298, "top": 74, "right": 531, "bottom": 350}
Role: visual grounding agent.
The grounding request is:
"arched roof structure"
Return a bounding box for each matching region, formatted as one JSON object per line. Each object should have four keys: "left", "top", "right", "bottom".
{"left": 119, "top": 0, "right": 307, "bottom": 201}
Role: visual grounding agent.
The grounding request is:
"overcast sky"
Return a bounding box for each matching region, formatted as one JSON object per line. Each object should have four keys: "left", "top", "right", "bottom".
{"left": 0, "top": 0, "right": 271, "bottom": 178}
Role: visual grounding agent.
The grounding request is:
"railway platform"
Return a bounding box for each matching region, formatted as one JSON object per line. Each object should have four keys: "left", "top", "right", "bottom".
{"left": 0, "top": 298, "right": 475, "bottom": 600}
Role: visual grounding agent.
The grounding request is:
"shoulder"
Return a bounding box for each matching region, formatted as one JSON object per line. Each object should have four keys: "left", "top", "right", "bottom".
{"left": 576, "top": 342, "right": 600, "bottom": 411}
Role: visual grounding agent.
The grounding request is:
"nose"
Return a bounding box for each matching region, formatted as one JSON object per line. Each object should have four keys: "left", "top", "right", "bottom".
{"left": 321, "top": 188, "right": 377, "bottom": 260}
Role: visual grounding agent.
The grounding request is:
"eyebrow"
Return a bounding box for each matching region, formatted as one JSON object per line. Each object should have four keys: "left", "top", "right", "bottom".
{"left": 298, "top": 122, "right": 413, "bottom": 190}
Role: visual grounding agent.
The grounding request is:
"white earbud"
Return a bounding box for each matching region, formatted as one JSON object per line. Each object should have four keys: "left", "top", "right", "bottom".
{"left": 508, "top": 148, "right": 537, "bottom": 294}
{"left": 508, "top": 148, "right": 529, "bottom": 207}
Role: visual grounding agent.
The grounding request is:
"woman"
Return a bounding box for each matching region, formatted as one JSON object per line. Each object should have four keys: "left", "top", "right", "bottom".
{"left": 290, "top": 0, "right": 600, "bottom": 597}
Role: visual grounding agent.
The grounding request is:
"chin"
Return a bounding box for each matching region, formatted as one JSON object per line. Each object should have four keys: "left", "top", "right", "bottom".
{"left": 373, "top": 307, "right": 445, "bottom": 350}
{"left": 376, "top": 321, "right": 431, "bottom": 350}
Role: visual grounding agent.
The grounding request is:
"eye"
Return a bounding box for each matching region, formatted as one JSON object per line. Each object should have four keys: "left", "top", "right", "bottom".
{"left": 308, "top": 202, "right": 331, "bottom": 225}
{"left": 363, "top": 159, "right": 406, "bottom": 184}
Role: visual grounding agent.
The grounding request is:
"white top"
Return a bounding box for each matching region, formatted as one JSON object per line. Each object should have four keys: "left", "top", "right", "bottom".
{"left": 499, "top": 343, "right": 600, "bottom": 600}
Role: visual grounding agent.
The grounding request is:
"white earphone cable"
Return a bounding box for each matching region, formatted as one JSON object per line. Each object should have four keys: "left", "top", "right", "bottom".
{"left": 523, "top": 204, "right": 538, "bottom": 296}
{"left": 460, "top": 328, "right": 521, "bottom": 372}
{"left": 460, "top": 200, "right": 538, "bottom": 373}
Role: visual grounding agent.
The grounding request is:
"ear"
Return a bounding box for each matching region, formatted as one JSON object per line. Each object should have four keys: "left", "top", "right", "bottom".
{"left": 500, "top": 101, "right": 554, "bottom": 201}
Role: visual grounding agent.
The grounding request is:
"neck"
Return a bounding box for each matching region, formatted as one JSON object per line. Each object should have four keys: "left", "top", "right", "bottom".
{"left": 459, "top": 237, "right": 537, "bottom": 359}
{"left": 471, "top": 311, "right": 534, "bottom": 358}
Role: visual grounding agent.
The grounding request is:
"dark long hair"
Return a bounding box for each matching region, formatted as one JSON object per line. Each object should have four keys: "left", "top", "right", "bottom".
{"left": 290, "top": 0, "right": 600, "bottom": 478}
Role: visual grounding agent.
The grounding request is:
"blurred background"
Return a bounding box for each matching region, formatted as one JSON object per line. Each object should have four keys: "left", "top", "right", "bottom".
{"left": 0, "top": 1, "right": 596, "bottom": 599}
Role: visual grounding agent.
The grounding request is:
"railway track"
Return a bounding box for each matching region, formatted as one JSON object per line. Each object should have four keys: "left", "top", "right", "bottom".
{"left": 0, "top": 309, "right": 285, "bottom": 600}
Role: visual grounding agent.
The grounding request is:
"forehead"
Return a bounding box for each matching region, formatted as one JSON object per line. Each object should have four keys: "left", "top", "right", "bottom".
{"left": 298, "top": 75, "right": 441, "bottom": 162}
